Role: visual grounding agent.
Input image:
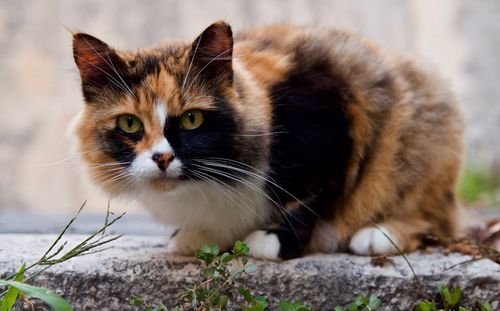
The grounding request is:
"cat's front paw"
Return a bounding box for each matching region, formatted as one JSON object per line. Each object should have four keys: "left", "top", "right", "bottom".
{"left": 349, "top": 225, "right": 399, "bottom": 255}
{"left": 243, "top": 230, "right": 281, "bottom": 260}
{"left": 167, "top": 229, "right": 205, "bottom": 256}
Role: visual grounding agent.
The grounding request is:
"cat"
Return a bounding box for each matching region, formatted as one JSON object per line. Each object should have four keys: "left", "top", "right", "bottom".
{"left": 70, "top": 21, "right": 464, "bottom": 260}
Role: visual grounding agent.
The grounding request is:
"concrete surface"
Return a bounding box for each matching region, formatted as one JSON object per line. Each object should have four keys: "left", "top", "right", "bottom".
{"left": 0, "top": 211, "right": 170, "bottom": 235}
{"left": 0, "top": 234, "right": 498, "bottom": 310}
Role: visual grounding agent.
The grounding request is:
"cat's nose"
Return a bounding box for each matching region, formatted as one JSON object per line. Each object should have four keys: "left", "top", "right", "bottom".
{"left": 152, "top": 152, "right": 175, "bottom": 171}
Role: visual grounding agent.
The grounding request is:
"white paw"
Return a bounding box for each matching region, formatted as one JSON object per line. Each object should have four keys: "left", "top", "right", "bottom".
{"left": 243, "top": 230, "right": 281, "bottom": 260}
{"left": 166, "top": 236, "right": 194, "bottom": 255}
{"left": 349, "top": 226, "right": 399, "bottom": 255}
{"left": 166, "top": 230, "right": 203, "bottom": 256}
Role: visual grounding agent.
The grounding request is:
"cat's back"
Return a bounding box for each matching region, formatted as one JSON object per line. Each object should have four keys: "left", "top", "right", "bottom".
{"left": 234, "top": 24, "right": 463, "bottom": 209}
{"left": 234, "top": 24, "right": 463, "bottom": 142}
{"left": 235, "top": 25, "right": 396, "bottom": 97}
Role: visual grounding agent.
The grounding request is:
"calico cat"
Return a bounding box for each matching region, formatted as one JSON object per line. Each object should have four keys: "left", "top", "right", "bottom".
{"left": 71, "top": 21, "right": 464, "bottom": 260}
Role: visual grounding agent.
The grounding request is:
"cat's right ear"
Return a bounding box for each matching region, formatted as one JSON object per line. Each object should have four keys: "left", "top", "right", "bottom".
{"left": 189, "top": 21, "right": 234, "bottom": 83}
{"left": 72, "top": 33, "right": 127, "bottom": 102}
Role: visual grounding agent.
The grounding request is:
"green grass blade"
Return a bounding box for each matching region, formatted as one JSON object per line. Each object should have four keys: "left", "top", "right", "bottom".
{"left": 0, "top": 280, "right": 72, "bottom": 311}
{"left": 0, "top": 263, "right": 26, "bottom": 311}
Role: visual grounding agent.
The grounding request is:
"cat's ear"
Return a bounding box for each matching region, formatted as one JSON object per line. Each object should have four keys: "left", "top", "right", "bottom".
{"left": 72, "top": 33, "right": 128, "bottom": 101}
{"left": 190, "top": 21, "right": 234, "bottom": 82}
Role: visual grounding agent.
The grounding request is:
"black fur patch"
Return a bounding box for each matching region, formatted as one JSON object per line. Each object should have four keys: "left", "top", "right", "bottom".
{"left": 100, "top": 127, "right": 143, "bottom": 166}
{"left": 265, "top": 48, "right": 354, "bottom": 258}
{"left": 267, "top": 51, "right": 353, "bottom": 211}
{"left": 270, "top": 190, "right": 336, "bottom": 259}
{"left": 165, "top": 96, "right": 240, "bottom": 182}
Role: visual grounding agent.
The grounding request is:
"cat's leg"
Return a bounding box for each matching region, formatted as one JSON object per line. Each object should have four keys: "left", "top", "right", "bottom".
{"left": 244, "top": 200, "right": 321, "bottom": 260}
{"left": 349, "top": 185, "right": 459, "bottom": 255}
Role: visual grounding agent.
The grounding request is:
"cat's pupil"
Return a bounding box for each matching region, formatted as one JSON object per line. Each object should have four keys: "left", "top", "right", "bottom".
{"left": 127, "top": 116, "right": 133, "bottom": 128}
{"left": 188, "top": 113, "right": 195, "bottom": 123}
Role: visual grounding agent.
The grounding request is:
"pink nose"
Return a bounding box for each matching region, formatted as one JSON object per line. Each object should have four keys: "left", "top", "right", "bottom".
{"left": 152, "top": 152, "right": 174, "bottom": 171}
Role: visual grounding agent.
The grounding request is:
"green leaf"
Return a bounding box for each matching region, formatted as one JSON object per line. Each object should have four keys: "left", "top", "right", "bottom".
{"left": 201, "top": 244, "right": 212, "bottom": 254}
{"left": 0, "top": 280, "right": 72, "bottom": 311}
{"left": 194, "top": 244, "right": 219, "bottom": 262}
{"left": 476, "top": 301, "right": 492, "bottom": 311}
{"left": 279, "top": 300, "right": 312, "bottom": 311}
{"left": 129, "top": 294, "right": 146, "bottom": 306}
{"left": 238, "top": 287, "right": 254, "bottom": 302}
{"left": 348, "top": 295, "right": 368, "bottom": 311}
{"left": 355, "top": 295, "right": 368, "bottom": 306}
{"left": 255, "top": 296, "right": 268, "bottom": 307}
{"left": 0, "top": 263, "right": 26, "bottom": 311}
{"left": 195, "top": 246, "right": 216, "bottom": 265}
{"left": 415, "top": 300, "right": 436, "bottom": 311}
{"left": 220, "top": 252, "right": 234, "bottom": 264}
{"left": 203, "top": 267, "right": 219, "bottom": 278}
{"left": 334, "top": 306, "right": 344, "bottom": 311}
{"left": 439, "top": 286, "right": 451, "bottom": 307}
{"left": 439, "top": 286, "right": 461, "bottom": 308}
{"left": 448, "top": 287, "right": 462, "bottom": 307}
{"left": 458, "top": 307, "right": 470, "bottom": 311}
{"left": 347, "top": 303, "right": 360, "bottom": 311}
{"left": 209, "top": 244, "right": 219, "bottom": 256}
{"left": 233, "top": 241, "right": 250, "bottom": 256}
{"left": 367, "top": 295, "right": 380, "bottom": 310}
{"left": 279, "top": 300, "right": 293, "bottom": 311}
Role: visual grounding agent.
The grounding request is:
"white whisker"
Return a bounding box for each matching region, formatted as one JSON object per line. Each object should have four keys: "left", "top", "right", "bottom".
{"left": 184, "top": 47, "right": 234, "bottom": 94}
{"left": 181, "top": 35, "right": 202, "bottom": 93}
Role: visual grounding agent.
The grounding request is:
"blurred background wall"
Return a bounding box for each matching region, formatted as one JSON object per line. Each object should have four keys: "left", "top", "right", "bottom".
{"left": 0, "top": 0, "right": 498, "bottom": 214}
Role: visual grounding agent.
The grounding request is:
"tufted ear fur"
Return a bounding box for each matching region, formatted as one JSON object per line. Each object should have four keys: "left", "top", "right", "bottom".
{"left": 189, "top": 21, "right": 234, "bottom": 82}
{"left": 73, "top": 33, "right": 128, "bottom": 102}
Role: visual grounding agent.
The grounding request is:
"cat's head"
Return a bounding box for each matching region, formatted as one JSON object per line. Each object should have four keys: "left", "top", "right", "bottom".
{"left": 71, "top": 21, "right": 270, "bottom": 195}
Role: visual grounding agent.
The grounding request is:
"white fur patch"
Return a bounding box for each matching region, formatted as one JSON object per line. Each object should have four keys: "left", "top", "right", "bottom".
{"left": 129, "top": 138, "right": 181, "bottom": 178}
{"left": 167, "top": 229, "right": 209, "bottom": 255}
{"left": 243, "top": 230, "right": 280, "bottom": 260}
{"left": 138, "top": 178, "right": 273, "bottom": 252}
{"left": 349, "top": 226, "right": 399, "bottom": 255}
{"left": 155, "top": 101, "right": 167, "bottom": 128}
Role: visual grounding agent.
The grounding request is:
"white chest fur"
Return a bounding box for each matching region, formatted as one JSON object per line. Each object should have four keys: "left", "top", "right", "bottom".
{"left": 136, "top": 178, "right": 273, "bottom": 253}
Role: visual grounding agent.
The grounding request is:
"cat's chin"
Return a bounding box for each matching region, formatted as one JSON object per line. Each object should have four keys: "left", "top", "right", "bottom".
{"left": 149, "top": 176, "right": 188, "bottom": 192}
{"left": 149, "top": 176, "right": 180, "bottom": 192}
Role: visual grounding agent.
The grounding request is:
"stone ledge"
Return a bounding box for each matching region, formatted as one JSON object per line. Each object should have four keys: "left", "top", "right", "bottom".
{"left": 0, "top": 234, "right": 499, "bottom": 310}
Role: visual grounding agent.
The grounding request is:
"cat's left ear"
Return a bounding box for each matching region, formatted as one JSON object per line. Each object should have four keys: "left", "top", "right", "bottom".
{"left": 190, "top": 21, "right": 234, "bottom": 82}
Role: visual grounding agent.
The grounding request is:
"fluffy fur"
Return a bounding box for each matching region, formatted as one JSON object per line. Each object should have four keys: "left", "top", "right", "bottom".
{"left": 71, "top": 21, "right": 464, "bottom": 259}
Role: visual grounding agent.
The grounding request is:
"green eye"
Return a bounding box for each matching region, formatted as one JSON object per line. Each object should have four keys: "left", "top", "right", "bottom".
{"left": 117, "top": 114, "right": 143, "bottom": 134}
{"left": 180, "top": 110, "right": 204, "bottom": 130}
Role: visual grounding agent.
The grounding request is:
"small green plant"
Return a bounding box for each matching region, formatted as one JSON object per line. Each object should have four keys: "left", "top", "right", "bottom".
{"left": 131, "top": 241, "right": 313, "bottom": 310}
{"left": 415, "top": 286, "right": 492, "bottom": 311}
{"left": 0, "top": 202, "right": 124, "bottom": 311}
{"left": 279, "top": 300, "right": 313, "bottom": 311}
{"left": 334, "top": 294, "right": 381, "bottom": 311}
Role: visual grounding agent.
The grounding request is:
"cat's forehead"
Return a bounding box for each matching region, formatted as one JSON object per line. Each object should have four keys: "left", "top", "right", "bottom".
{"left": 129, "top": 48, "right": 217, "bottom": 116}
